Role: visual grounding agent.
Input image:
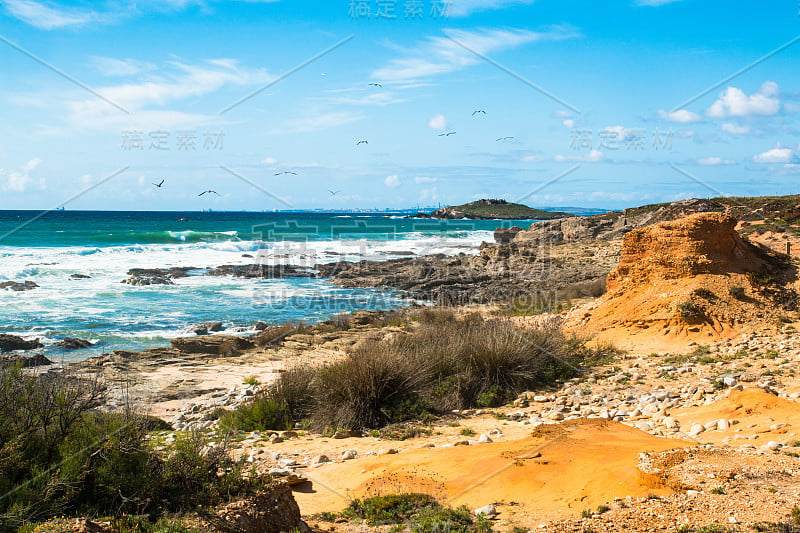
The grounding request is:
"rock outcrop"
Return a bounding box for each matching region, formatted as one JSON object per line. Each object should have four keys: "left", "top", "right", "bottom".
{"left": 0, "top": 280, "right": 39, "bottom": 291}
{"left": 515, "top": 198, "right": 726, "bottom": 245}
{"left": 199, "top": 482, "right": 309, "bottom": 533}
{"left": 606, "top": 213, "right": 773, "bottom": 290}
{"left": 0, "top": 334, "right": 44, "bottom": 352}
{"left": 568, "top": 212, "right": 798, "bottom": 339}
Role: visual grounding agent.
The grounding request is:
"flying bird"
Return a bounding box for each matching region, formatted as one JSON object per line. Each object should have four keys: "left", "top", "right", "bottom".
{"left": 356, "top": 140, "right": 368, "bottom": 146}
{"left": 496, "top": 136, "right": 515, "bottom": 142}
{"left": 328, "top": 189, "right": 342, "bottom": 196}
{"left": 368, "top": 83, "right": 383, "bottom": 88}
{"left": 153, "top": 179, "right": 165, "bottom": 188}
{"left": 438, "top": 131, "right": 456, "bottom": 137}
{"left": 274, "top": 171, "right": 298, "bottom": 176}
{"left": 198, "top": 190, "right": 220, "bottom": 197}
{"left": 472, "top": 110, "right": 486, "bottom": 116}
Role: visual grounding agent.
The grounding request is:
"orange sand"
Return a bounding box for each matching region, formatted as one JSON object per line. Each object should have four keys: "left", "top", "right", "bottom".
{"left": 294, "top": 419, "right": 691, "bottom": 522}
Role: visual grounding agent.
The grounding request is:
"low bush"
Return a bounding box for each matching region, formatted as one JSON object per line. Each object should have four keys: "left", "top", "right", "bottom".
{"left": 229, "top": 314, "right": 614, "bottom": 432}
{"left": 0, "top": 366, "right": 268, "bottom": 531}
{"left": 341, "top": 493, "right": 492, "bottom": 533}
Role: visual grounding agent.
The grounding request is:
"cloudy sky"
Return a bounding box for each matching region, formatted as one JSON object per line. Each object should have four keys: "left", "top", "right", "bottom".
{"left": 0, "top": 0, "right": 798, "bottom": 210}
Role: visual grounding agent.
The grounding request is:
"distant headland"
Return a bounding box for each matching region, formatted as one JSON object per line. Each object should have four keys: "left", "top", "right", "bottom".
{"left": 414, "top": 198, "right": 575, "bottom": 220}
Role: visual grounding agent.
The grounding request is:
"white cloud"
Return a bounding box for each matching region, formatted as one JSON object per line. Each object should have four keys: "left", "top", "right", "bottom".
{"left": 1, "top": 0, "right": 98, "bottom": 29}
{"left": 90, "top": 56, "right": 156, "bottom": 77}
{"left": 66, "top": 59, "right": 274, "bottom": 131}
{"left": 2, "top": 157, "right": 41, "bottom": 192}
{"left": 697, "top": 157, "right": 735, "bottom": 166}
{"left": 428, "top": 114, "right": 448, "bottom": 131}
{"left": 603, "top": 125, "right": 627, "bottom": 141}
{"left": 384, "top": 174, "right": 401, "bottom": 187}
{"left": 658, "top": 109, "right": 701, "bottom": 123}
{"left": 707, "top": 81, "right": 780, "bottom": 118}
{"left": 372, "top": 26, "right": 580, "bottom": 83}
{"left": 721, "top": 123, "right": 751, "bottom": 135}
{"left": 562, "top": 119, "right": 574, "bottom": 128}
{"left": 753, "top": 144, "right": 795, "bottom": 164}
{"left": 2, "top": 0, "right": 281, "bottom": 30}
{"left": 419, "top": 187, "right": 439, "bottom": 202}
{"left": 415, "top": 176, "right": 437, "bottom": 184}
{"left": 261, "top": 156, "right": 278, "bottom": 165}
{"left": 554, "top": 149, "right": 603, "bottom": 162}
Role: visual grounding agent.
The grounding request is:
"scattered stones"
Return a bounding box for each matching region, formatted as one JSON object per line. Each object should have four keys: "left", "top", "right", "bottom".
{"left": 341, "top": 450, "right": 357, "bottom": 461}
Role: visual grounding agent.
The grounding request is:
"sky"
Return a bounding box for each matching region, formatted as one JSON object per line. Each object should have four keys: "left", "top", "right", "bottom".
{"left": 0, "top": 0, "right": 798, "bottom": 211}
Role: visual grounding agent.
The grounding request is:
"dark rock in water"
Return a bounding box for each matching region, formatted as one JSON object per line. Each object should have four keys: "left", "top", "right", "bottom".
{"left": 122, "top": 267, "right": 195, "bottom": 286}
{"left": 171, "top": 335, "right": 255, "bottom": 355}
{"left": 0, "top": 334, "right": 44, "bottom": 352}
{"left": 56, "top": 337, "right": 94, "bottom": 350}
{"left": 254, "top": 321, "right": 268, "bottom": 331}
{"left": 242, "top": 253, "right": 254, "bottom": 258}
{"left": 70, "top": 273, "right": 91, "bottom": 279}
{"left": 0, "top": 280, "right": 39, "bottom": 291}
{"left": 193, "top": 322, "right": 224, "bottom": 335}
{"left": 0, "top": 352, "right": 52, "bottom": 368}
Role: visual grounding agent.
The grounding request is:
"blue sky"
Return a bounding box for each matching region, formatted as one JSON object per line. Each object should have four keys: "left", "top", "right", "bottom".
{"left": 0, "top": 0, "right": 798, "bottom": 211}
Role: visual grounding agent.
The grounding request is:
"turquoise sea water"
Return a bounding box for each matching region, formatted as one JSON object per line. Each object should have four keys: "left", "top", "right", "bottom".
{"left": 0, "top": 210, "right": 528, "bottom": 361}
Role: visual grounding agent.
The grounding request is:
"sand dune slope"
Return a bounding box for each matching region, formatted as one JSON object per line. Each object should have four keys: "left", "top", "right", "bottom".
{"left": 295, "top": 419, "right": 691, "bottom": 521}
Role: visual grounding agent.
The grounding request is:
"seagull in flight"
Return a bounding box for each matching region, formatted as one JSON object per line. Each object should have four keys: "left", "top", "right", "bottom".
{"left": 496, "top": 136, "right": 515, "bottom": 142}
{"left": 368, "top": 83, "right": 383, "bottom": 88}
{"left": 274, "top": 171, "right": 298, "bottom": 176}
{"left": 153, "top": 179, "right": 165, "bottom": 188}
{"left": 356, "top": 140, "right": 368, "bottom": 146}
{"left": 438, "top": 131, "right": 456, "bottom": 137}
{"left": 329, "top": 189, "right": 342, "bottom": 196}
{"left": 472, "top": 110, "right": 486, "bottom": 116}
{"left": 198, "top": 190, "right": 220, "bottom": 197}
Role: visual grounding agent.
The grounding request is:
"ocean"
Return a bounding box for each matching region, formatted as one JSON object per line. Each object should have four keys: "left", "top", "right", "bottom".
{"left": 0, "top": 210, "right": 530, "bottom": 361}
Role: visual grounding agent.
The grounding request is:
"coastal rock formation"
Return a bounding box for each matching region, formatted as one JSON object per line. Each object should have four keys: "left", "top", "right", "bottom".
{"left": 170, "top": 334, "right": 255, "bottom": 356}
{"left": 0, "top": 353, "right": 52, "bottom": 368}
{"left": 0, "top": 280, "right": 39, "bottom": 291}
{"left": 426, "top": 199, "right": 573, "bottom": 220}
{"left": 0, "top": 334, "right": 44, "bottom": 352}
{"left": 568, "top": 212, "right": 798, "bottom": 339}
{"left": 56, "top": 337, "right": 94, "bottom": 350}
{"left": 515, "top": 198, "right": 725, "bottom": 245}
{"left": 606, "top": 213, "right": 772, "bottom": 289}
{"left": 122, "top": 267, "right": 193, "bottom": 286}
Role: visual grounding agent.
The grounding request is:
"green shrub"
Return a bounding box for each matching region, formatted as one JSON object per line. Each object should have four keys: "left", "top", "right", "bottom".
{"left": 341, "top": 493, "right": 491, "bottom": 533}
{"left": 475, "top": 385, "right": 513, "bottom": 408}
{"left": 678, "top": 301, "right": 705, "bottom": 320}
{"left": 219, "top": 396, "right": 292, "bottom": 432}
{"left": 0, "top": 366, "right": 268, "bottom": 531}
